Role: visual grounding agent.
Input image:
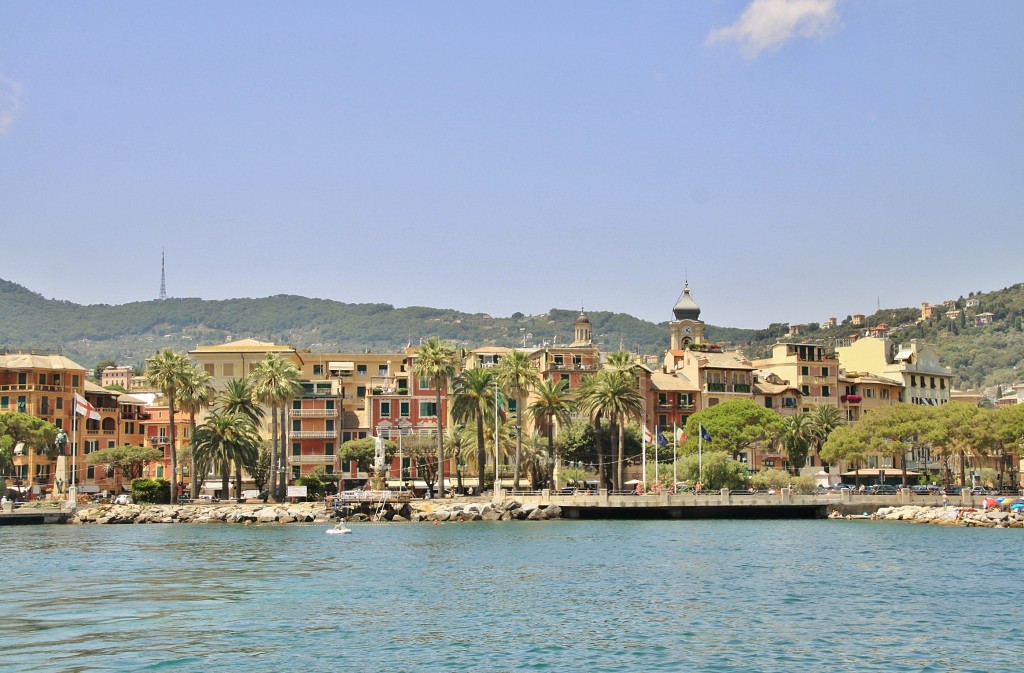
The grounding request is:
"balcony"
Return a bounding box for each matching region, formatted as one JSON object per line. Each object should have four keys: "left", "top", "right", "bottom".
{"left": 289, "top": 454, "right": 337, "bottom": 465}
{"left": 547, "top": 362, "right": 601, "bottom": 372}
{"left": 150, "top": 437, "right": 170, "bottom": 446}
{"left": 841, "top": 395, "right": 862, "bottom": 404}
{"left": 288, "top": 430, "right": 336, "bottom": 439}
{"left": 0, "top": 383, "right": 67, "bottom": 393}
{"left": 706, "top": 383, "right": 750, "bottom": 394}
{"left": 289, "top": 408, "right": 339, "bottom": 418}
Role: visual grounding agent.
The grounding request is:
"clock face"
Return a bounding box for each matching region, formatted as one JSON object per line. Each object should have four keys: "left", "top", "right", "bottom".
{"left": 683, "top": 326, "right": 692, "bottom": 335}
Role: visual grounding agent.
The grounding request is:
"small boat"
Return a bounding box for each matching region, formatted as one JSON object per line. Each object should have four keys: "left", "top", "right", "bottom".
{"left": 326, "top": 523, "right": 351, "bottom": 535}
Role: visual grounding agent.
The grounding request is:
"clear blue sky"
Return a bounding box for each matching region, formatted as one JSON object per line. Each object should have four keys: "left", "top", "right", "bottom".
{"left": 1, "top": 1, "right": 1021, "bottom": 329}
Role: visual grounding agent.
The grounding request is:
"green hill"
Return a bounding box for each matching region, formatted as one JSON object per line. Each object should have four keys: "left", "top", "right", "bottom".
{"left": 2, "top": 277, "right": 1022, "bottom": 391}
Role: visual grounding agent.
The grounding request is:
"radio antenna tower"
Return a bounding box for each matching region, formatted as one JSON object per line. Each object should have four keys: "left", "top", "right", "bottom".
{"left": 159, "top": 248, "right": 167, "bottom": 300}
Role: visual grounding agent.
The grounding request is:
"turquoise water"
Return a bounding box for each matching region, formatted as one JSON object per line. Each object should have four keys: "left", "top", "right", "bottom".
{"left": 1, "top": 520, "right": 1021, "bottom": 673}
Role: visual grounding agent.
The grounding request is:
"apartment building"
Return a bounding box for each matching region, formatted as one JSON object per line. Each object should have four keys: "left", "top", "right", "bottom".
{"left": 753, "top": 343, "right": 840, "bottom": 413}
{"left": 836, "top": 337, "right": 952, "bottom": 406}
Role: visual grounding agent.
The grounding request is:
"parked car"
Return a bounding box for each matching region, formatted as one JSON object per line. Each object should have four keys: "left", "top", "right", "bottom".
{"left": 910, "top": 485, "right": 939, "bottom": 496}
{"left": 866, "top": 485, "right": 899, "bottom": 495}
{"left": 113, "top": 494, "right": 132, "bottom": 505}
{"left": 941, "top": 485, "right": 962, "bottom": 495}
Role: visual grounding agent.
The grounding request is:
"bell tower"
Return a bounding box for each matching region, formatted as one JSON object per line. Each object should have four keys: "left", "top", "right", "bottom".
{"left": 571, "top": 308, "right": 592, "bottom": 346}
{"left": 669, "top": 282, "right": 705, "bottom": 349}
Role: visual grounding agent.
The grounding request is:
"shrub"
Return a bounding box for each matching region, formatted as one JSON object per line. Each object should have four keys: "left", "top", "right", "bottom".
{"left": 131, "top": 478, "right": 171, "bottom": 504}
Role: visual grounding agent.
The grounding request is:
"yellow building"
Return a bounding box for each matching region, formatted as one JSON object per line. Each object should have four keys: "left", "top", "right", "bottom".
{"left": 837, "top": 371, "right": 902, "bottom": 422}
{"left": 752, "top": 343, "right": 840, "bottom": 412}
{"left": 836, "top": 337, "right": 952, "bottom": 406}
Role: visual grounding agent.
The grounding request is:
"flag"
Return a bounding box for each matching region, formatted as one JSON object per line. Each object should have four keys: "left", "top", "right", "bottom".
{"left": 643, "top": 426, "right": 653, "bottom": 444}
{"left": 699, "top": 424, "right": 712, "bottom": 441}
{"left": 674, "top": 425, "right": 686, "bottom": 442}
{"left": 74, "top": 392, "right": 99, "bottom": 420}
{"left": 656, "top": 431, "right": 668, "bottom": 448}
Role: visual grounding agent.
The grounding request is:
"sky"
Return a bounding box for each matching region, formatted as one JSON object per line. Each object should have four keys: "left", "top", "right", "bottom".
{"left": 1, "top": 1, "right": 1022, "bottom": 329}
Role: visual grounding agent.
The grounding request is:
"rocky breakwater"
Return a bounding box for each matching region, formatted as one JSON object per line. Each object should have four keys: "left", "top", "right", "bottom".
{"left": 407, "top": 499, "right": 561, "bottom": 523}
{"left": 873, "top": 505, "right": 1024, "bottom": 528}
{"left": 72, "top": 502, "right": 336, "bottom": 525}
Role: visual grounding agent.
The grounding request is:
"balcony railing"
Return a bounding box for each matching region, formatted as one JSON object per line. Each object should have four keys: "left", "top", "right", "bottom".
{"left": 288, "top": 430, "right": 336, "bottom": 439}
{"left": 289, "top": 454, "right": 337, "bottom": 465}
{"left": 150, "top": 436, "right": 170, "bottom": 445}
{"left": 706, "top": 384, "right": 750, "bottom": 393}
{"left": 0, "top": 383, "right": 67, "bottom": 393}
{"left": 289, "top": 409, "right": 339, "bottom": 418}
{"left": 547, "top": 362, "right": 601, "bottom": 372}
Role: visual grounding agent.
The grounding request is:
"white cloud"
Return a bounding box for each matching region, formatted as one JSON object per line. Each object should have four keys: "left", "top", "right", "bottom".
{"left": 0, "top": 73, "right": 23, "bottom": 135}
{"left": 706, "top": 0, "right": 840, "bottom": 59}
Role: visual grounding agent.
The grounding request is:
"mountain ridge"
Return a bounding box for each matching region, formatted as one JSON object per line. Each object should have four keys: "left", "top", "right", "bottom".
{"left": 2, "top": 277, "right": 1022, "bottom": 391}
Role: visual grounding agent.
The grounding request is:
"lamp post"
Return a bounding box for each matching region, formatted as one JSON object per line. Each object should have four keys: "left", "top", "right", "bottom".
{"left": 494, "top": 379, "right": 501, "bottom": 495}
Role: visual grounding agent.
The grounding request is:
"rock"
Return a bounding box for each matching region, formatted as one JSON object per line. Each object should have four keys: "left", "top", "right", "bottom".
{"left": 544, "top": 505, "right": 562, "bottom": 519}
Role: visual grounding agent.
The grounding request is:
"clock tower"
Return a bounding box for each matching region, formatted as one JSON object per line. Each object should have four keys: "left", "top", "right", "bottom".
{"left": 669, "top": 282, "right": 705, "bottom": 349}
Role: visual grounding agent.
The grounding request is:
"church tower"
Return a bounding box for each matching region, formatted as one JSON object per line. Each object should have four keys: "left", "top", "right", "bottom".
{"left": 669, "top": 282, "right": 705, "bottom": 349}
{"left": 571, "top": 308, "right": 592, "bottom": 346}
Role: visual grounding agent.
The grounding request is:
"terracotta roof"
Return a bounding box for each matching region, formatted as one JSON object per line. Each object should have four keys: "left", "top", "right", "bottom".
{"left": 190, "top": 338, "right": 294, "bottom": 353}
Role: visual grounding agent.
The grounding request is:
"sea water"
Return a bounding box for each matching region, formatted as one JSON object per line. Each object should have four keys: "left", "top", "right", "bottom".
{"left": 1, "top": 520, "right": 1020, "bottom": 673}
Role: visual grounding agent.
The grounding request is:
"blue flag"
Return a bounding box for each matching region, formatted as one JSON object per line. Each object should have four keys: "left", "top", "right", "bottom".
{"left": 657, "top": 431, "right": 668, "bottom": 448}
{"left": 700, "top": 424, "right": 712, "bottom": 441}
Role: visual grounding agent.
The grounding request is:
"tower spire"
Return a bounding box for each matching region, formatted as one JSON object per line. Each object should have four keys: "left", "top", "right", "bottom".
{"left": 159, "top": 248, "right": 167, "bottom": 300}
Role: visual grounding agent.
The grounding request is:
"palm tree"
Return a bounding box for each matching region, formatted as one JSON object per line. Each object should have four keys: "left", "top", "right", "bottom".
{"left": 526, "top": 378, "right": 574, "bottom": 488}
{"left": 494, "top": 350, "right": 540, "bottom": 490}
{"left": 451, "top": 368, "right": 498, "bottom": 494}
{"left": 443, "top": 424, "right": 472, "bottom": 493}
{"left": 412, "top": 338, "right": 458, "bottom": 497}
{"left": 576, "top": 369, "right": 644, "bottom": 491}
{"left": 176, "top": 364, "right": 213, "bottom": 500}
{"left": 777, "top": 413, "right": 813, "bottom": 474}
{"left": 192, "top": 410, "right": 262, "bottom": 499}
{"left": 217, "top": 378, "right": 266, "bottom": 426}
{"left": 146, "top": 349, "right": 192, "bottom": 503}
{"left": 807, "top": 404, "right": 844, "bottom": 467}
{"left": 250, "top": 353, "right": 303, "bottom": 502}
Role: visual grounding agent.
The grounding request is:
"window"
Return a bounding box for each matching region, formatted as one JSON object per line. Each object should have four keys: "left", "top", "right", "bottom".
{"left": 53, "top": 374, "right": 61, "bottom": 386}
{"left": 560, "top": 374, "right": 569, "bottom": 384}
{"left": 87, "top": 466, "right": 95, "bottom": 479}
{"left": 658, "top": 393, "right": 667, "bottom": 406}
{"left": 203, "top": 364, "right": 215, "bottom": 376}
{"left": 910, "top": 375, "right": 917, "bottom": 387}
{"left": 400, "top": 401, "right": 410, "bottom": 417}
{"left": 156, "top": 466, "right": 164, "bottom": 478}
{"left": 821, "top": 367, "right": 829, "bottom": 377}
{"left": 822, "top": 386, "right": 831, "bottom": 397}
{"left": 418, "top": 377, "right": 430, "bottom": 390}
{"left": 325, "top": 442, "right": 334, "bottom": 456}
{"left": 508, "top": 399, "right": 517, "bottom": 413}
{"left": 554, "top": 355, "right": 564, "bottom": 366}
{"left": 420, "top": 401, "right": 437, "bottom": 417}
{"left": 292, "top": 443, "right": 301, "bottom": 456}
{"left": 313, "top": 364, "right": 323, "bottom": 376}
{"left": 292, "top": 419, "right": 301, "bottom": 432}
{"left": 801, "top": 366, "right": 809, "bottom": 376}
{"left": 223, "top": 363, "right": 234, "bottom": 377}
{"left": 326, "top": 400, "right": 335, "bottom": 410}
{"left": 72, "top": 375, "right": 79, "bottom": 387}
{"left": 0, "top": 396, "right": 6, "bottom": 410}
{"left": 378, "top": 365, "right": 389, "bottom": 376}
{"left": 658, "top": 415, "right": 667, "bottom": 427}
{"left": 357, "top": 365, "right": 367, "bottom": 375}
{"left": 342, "top": 432, "right": 352, "bottom": 443}
{"left": 880, "top": 389, "right": 889, "bottom": 399}
{"left": 357, "top": 386, "right": 366, "bottom": 398}
{"left": 293, "top": 400, "right": 302, "bottom": 409}
{"left": 801, "top": 385, "right": 810, "bottom": 396}
{"left": 326, "top": 420, "right": 334, "bottom": 432}
{"left": 125, "top": 422, "right": 134, "bottom": 434}
{"left": 39, "top": 373, "right": 46, "bottom": 385}
{"left": 325, "top": 466, "right": 334, "bottom": 474}
{"left": 764, "top": 398, "right": 773, "bottom": 409}
{"left": 56, "top": 397, "right": 63, "bottom": 409}
{"left": 930, "top": 377, "right": 936, "bottom": 389}
{"left": 380, "top": 402, "right": 391, "bottom": 417}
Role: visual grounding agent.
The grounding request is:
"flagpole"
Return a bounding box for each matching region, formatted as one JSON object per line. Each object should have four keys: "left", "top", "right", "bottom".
{"left": 698, "top": 423, "right": 703, "bottom": 485}
{"left": 641, "top": 429, "right": 647, "bottom": 492}
{"left": 654, "top": 426, "right": 659, "bottom": 489}
{"left": 673, "top": 424, "right": 678, "bottom": 491}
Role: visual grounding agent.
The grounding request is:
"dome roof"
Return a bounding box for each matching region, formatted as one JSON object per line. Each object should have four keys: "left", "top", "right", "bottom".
{"left": 574, "top": 308, "right": 590, "bottom": 325}
{"left": 672, "top": 283, "right": 701, "bottom": 321}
